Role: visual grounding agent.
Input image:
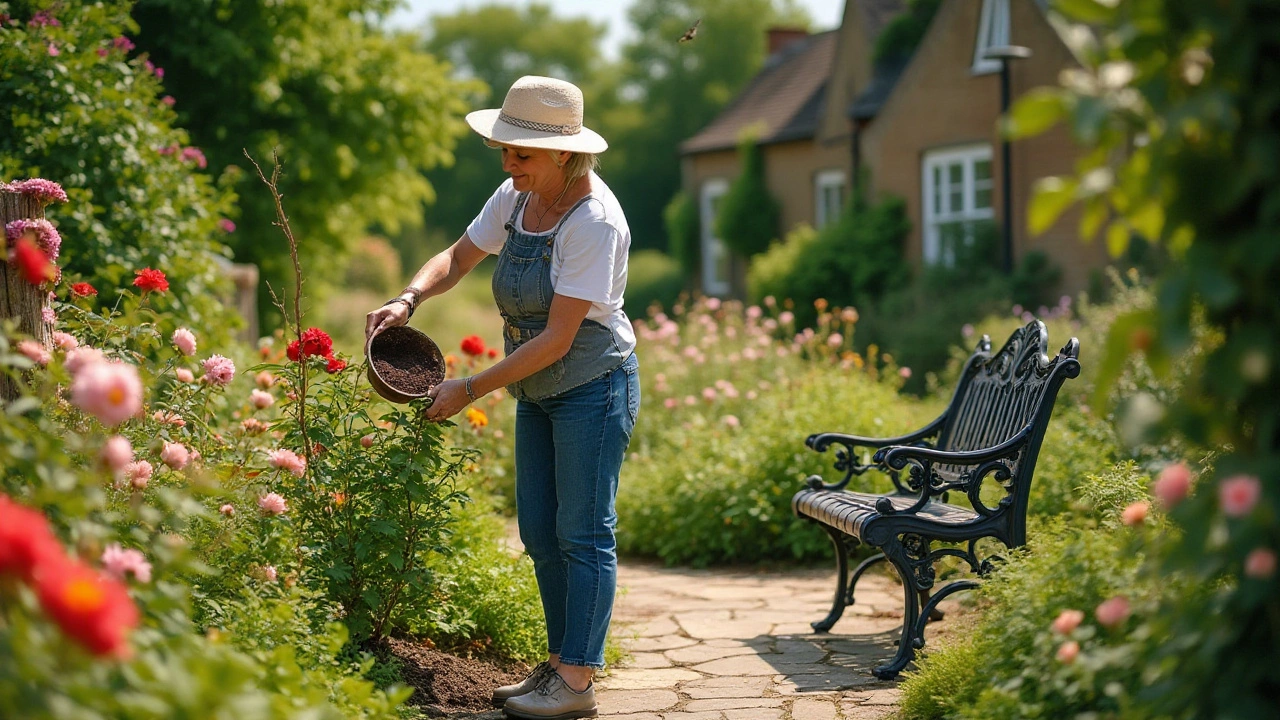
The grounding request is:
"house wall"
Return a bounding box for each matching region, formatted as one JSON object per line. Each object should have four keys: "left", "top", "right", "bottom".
{"left": 816, "top": 1, "right": 877, "bottom": 147}
{"left": 861, "top": 0, "right": 1112, "bottom": 296}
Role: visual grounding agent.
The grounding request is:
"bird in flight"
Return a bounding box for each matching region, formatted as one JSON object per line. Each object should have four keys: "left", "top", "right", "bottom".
{"left": 678, "top": 18, "right": 701, "bottom": 43}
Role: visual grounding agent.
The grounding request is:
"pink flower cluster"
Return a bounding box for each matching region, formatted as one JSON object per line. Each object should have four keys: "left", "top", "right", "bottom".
{"left": 100, "top": 436, "right": 133, "bottom": 476}
{"left": 17, "top": 340, "right": 51, "bottom": 366}
{"left": 250, "top": 389, "right": 274, "bottom": 409}
{"left": 5, "top": 218, "right": 61, "bottom": 260}
{"left": 172, "top": 327, "right": 197, "bottom": 356}
{"left": 160, "top": 442, "right": 190, "bottom": 470}
{"left": 72, "top": 359, "right": 144, "bottom": 427}
{"left": 1, "top": 178, "right": 68, "bottom": 205}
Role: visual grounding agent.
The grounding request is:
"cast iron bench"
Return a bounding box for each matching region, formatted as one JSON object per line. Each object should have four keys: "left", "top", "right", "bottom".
{"left": 791, "top": 320, "right": 1081, "bottom": 679}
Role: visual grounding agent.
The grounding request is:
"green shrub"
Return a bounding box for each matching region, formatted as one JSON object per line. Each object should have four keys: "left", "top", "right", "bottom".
{"left": 663, "top": 190, "right": 700, "bottom": 280}
{"left": 1010, "top": 249, "right": 1063, "bottom": 312}
{"left": 0, "top": 1, "right": 241, "bottom": 345}
{"left": 344, "top": 236, "right": 403, "bottom": 296}
{"left": 624, "top": 249, "right": 684, "bottom": 318}
{"left": 899, "top": 512, "right": 1196, "bottom": 720}
{"left": 716, "top": 137, "right": 779, "bottom": 258}
{"left": 748, "top": 196, "right": 910, "bottom": 330}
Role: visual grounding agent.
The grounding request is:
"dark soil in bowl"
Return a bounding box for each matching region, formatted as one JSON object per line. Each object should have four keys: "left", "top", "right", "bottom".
{"left": 370, "top": 328, "right": 446, "bottom": 396}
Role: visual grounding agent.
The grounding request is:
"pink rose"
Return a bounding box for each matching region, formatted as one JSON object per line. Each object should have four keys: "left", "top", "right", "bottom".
{"left": 360, "top": 434, "right": 375, "bottom": 448}
{"left": 1219, "top": 475, "right": 1261, "bottom": 518}
{"left": 52, "top": 331, "right": 78, "bottom": 351}
{"left": 219, "top": 504, "right": 235, "bottom": 517}
{"left": 899, "top": 366, "right": 912, "bottom": 379}
{"left": 101, "top": 435, "right": 133, "bottom": 474}
{"left": 260, "top": 565, "right": 278, "bottom": 582}
{"left": 250, "top": 389, "right": 274, "bottom": 409}
{"left": 172, "top": 327, "right": 197, "bottom": 356}
{"left": 201, "top": 354, "right": 235, "bottom": 386}
{"left": 1244, "top": 548, "right": 1276, "bottom": 579}
{"left": 175, "top": 368, "right": 194, "bottom": 383}
{"left": 1095, "top": 596, "right": 1131, "bottom": 629}
{"left": 257, "top": 492, "right": 288, "bottom": 515}
{"left": 1121, "top": 501, "right": 1149, "bottom": 526}
{"left": 72, "top": 360, "right": 143, "bottom": 427}
{"left": 663, "top": 397, "right": 677, "bottom": 409}
{"left": 126, "top": 460, "right": 154, "bottom": 489}
{"left": 255, "top": 371, "right": 275, "bottom": 389}
{"left": 1056, "top": 640, "right": 1080, "bottom": 664}
{"left": 17, "top": 340, "right": 51, "bottom": 366}
{"left": 1152, "top": 463, "right": 1192, "bottom": 510}
{"left": 64, "top": 346, "right": 105, "bottom": 376}
{"left": 160, "top": 441, "right": 189, "bottom": 470}
{"left": 722, "top": 415, "right": 740, "bottom": 428}
{"left": 100, "top": 543, "right": 152, "bottom": 583}
{"left": 268, "top": 448, "right": 306, "bottom": 477}
{"left": 1051, "top": 609, "right": 1084, "bottom": 635}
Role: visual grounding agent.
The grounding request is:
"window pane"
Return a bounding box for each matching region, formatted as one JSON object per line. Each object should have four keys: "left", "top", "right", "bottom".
{"left": 932, "top": 165, "right": 942, "bottom": 215}
{"left": 975, "top": 187, "right": 992, "bottom": 210}
{"left": 974, "top": 159, "right": 992, "bottom": 182}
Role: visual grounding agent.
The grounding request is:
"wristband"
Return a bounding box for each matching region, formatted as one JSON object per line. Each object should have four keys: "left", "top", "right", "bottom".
{"left": 400, "top": 286, "right": 422, "bottom": 305}
{"left": 465, "top": 376, "right": 477, "bottom": 403}
{"left": 383, "top": 296, "right": 414, "bottom": 317}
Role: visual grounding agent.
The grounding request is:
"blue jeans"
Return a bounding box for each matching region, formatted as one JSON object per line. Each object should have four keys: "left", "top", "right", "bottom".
{"left": 515, "top": 353, "right": 639, "bottom": 669}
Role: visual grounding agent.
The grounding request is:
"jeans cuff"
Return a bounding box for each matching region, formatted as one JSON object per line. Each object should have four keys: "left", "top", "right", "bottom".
{"left": 557, "top": 658, "right": 604, "bottom": 670}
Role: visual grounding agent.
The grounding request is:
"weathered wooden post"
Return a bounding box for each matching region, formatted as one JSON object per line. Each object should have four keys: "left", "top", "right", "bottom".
{"left": 2, "top": 178, "right": 67, "bottom": 400}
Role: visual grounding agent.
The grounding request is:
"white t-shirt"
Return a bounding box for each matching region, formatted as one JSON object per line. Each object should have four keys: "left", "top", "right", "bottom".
{"left": 466, "top": 172, "right": 636, "bottom": 352}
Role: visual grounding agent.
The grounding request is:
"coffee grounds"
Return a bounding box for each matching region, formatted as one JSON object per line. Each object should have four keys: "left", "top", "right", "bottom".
{"left": 383, "top": 637, "right": 526, "bottom": 716}
{"left": 370, "top": 328, "right": 445, "bottom": 396}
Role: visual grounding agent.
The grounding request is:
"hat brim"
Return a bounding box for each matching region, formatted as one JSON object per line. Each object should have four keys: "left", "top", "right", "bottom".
{"left": 466, "top": 109, "right": 609, "bottom": 154}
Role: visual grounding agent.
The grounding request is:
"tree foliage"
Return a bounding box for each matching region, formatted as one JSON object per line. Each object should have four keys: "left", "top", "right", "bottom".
{"left": 608, "top": 0, "right": 811, "bottom": 251}
{"left": 663, "top": 190, "right": 700, "bottom": 279}
{"left": 1009, "top": 0, "right": 1280, "bottom": 713}
{"left": 129, "top": 0, "right": 471, "bottom": 328}
{"left": 420, "top": 3, "right": 607, "bottom": 243}
{"left": 0, "top": 0, "right": 240, "bottom": 344}
{"left": 715, "top": 137, "right": 779, "bottom": 258}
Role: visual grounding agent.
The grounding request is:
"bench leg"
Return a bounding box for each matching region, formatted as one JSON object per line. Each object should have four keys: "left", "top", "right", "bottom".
{"left": 874, "top": 540, "right": 923, "bottom": 680}
{"left": 812, "top": 525, "right": 851, "bottom": 633}
{"left": 913, "top": 580, "right": 979, "bottom": 640}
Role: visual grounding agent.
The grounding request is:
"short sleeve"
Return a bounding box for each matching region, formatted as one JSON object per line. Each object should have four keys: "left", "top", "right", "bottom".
{"left": 553, "top": 220, "right": 619, "bottom": 304}
{"left": 465, "top": 180, "right": 516, "bottom": 254}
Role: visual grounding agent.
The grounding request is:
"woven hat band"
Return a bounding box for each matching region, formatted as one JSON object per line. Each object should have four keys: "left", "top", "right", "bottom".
{"left": 498, "top": 111, "right": 581, "bottom": 136}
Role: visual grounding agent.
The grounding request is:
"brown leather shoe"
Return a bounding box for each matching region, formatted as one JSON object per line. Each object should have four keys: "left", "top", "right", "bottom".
{"left": 491, "top": 662, "right": 555, "bottom": 708}
{"left": 502, "top": 670, "right": 597, "bottom": 719}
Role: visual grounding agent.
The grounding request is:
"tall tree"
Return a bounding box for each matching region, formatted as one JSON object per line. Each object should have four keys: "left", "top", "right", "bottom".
{"left": 421, "top": 4, "right": 607, "bottom": 242}
{"left": 607, "top": 0, "right": 810, "bottom": 251}
{"left": 130, "top": 0, "right": 471, "bottom": 328}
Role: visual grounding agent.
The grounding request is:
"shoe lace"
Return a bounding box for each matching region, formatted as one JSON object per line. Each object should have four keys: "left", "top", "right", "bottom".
{"left": 534, "top": 669, "right": 563, "bottom": 696}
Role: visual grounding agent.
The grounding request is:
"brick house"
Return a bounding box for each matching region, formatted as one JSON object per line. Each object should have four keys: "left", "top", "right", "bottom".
{"left": 680, "top": 0, "right": 1111, "bottom": 297}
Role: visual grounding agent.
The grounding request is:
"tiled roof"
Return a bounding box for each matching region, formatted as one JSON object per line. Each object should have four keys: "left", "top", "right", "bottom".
{"left": 680, "top": 31, "right": 839, "bottom": 155}
{"left": 848, "top": 52, "right": 911, "bottom": 120}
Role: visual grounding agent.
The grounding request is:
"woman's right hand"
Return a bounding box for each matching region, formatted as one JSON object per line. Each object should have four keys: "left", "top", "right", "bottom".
{"left": 365, "top": 301, "right": 411, "bottom": 342}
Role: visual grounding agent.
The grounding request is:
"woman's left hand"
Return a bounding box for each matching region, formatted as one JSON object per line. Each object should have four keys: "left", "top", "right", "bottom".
{"left": 426, "top": 379, "right": 470, "bottom": 422}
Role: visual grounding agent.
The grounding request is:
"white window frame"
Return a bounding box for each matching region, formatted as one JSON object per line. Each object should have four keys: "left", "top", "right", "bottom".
{"left": 699, "top": 178, "right": 732, "bottom": 296}
{"left": 922, "top": 144, "right": 995, "bottom": 266}
{"left": 972, "top": 0, "right": 1010, "bottom": 75}
{"left": 814, "top": 169, "right": 846, "bottom": 229}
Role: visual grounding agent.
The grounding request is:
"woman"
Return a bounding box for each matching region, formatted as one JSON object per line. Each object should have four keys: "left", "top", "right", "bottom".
{"left": 365, "top": 75, "right": 638, "bottom": 720}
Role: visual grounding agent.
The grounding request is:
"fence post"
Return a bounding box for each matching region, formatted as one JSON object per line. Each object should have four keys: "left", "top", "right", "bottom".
{"left": 1, "top": 185, "right": 57, "bottom": 401}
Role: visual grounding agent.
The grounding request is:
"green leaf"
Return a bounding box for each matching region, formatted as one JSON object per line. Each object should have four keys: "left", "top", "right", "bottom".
{"left": 1028, "top": 176, "right": 1079, "bottom": 235}
{"left": 1007, "top": 89, "right": 1069, "bottom": 139}
{"left": 1105, "top": 220, "right": 1131, "bottom": 257}
{"left": 1090, "top": 309, "right": 1156, "bottom": 412}
{"left": 1054, "top": 0, "right": 1118, "bottom": 24}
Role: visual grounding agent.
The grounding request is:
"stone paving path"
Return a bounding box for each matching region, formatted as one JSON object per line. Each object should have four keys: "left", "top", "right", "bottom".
{"left": 592, "top": 561, "right": 913, "bottom": 720}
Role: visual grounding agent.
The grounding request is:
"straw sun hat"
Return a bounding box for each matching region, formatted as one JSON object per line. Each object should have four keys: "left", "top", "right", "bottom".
{"left": 466, "top": 75, "right": 608, "bottom": 154}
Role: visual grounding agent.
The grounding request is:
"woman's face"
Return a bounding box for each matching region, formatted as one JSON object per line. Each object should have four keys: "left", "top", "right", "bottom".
{"left": 498, "top": 144, "right": 568, "bottom": 195}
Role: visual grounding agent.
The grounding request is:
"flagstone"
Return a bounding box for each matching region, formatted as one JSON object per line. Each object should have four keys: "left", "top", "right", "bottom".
{"left": 689, "top": 654, "right": 784, "bottom": 676}
{"left": 627, "top": 634, "right": 699, "bottom": 652}
{"left": 723, "top": 709, "right": 784, "bottom": 719}
{"left": 791, "top": 697, "right": 840, "bottom": 720}
{"left": 602, "top": 667, "right": 704, "bottom": 690}
{"left": 664, "top": 642, "right": 757, "bottom": 664}
{"left": 681, "top": 675, "right": 774, "bottom": 699}
{"left": 595, "top": 689, "right": 680, "bottom": 714}
{"left": 683, "top": 697, "right": 785, "bottom": 712}
{"left": 626, "top": 651, "right": 675, "bottom": 669}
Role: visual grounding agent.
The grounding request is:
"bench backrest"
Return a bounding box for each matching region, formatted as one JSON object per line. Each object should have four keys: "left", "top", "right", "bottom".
{"left": 933, "top": 321, "right": 1080, "bottom": 539}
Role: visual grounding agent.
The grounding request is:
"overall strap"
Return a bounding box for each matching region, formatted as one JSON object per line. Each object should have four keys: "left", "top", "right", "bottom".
{"left": 504, "top": 192, "right": 532, "bottom": 232}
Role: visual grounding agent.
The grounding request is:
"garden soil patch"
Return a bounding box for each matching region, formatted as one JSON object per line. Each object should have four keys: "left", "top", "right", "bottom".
{"left": 385, "top": 637, "right": 527, "bottom": 716}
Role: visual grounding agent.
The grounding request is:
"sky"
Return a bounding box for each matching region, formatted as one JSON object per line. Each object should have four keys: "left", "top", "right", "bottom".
{"left": 387, "top": 0, "right": 846, "bottom": 59}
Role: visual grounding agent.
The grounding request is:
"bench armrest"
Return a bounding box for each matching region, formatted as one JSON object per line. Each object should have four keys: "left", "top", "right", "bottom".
{"left": 803, "top": 414, "right": 947, "bottom": 492}
{"left": 868, "top": 425, "right": 1034, "bottom": 518}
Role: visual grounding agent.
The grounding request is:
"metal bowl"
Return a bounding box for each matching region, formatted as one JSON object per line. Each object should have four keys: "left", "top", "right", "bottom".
{"left": 365, "top": 325, "right": 443, "bottom": 405}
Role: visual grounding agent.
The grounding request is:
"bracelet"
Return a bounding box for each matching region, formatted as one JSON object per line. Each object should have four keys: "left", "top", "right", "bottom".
{"left": 383, "top": 296, "right": 415, "bottom": 317}
{"left": 464, "top": 376, "right": 477, "bottom": 403}
{"left": 400, "top": 286, "right": 422, "bottom": 305}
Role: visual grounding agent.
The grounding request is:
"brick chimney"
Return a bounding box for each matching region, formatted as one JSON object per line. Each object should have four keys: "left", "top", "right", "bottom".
{"left": 767, "top": 26, "right": 809, "bottom": 55}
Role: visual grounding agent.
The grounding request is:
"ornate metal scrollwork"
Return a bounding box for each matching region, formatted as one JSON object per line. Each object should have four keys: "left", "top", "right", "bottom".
{"left": 900, "top": 533, "right": 936, "bottom": 590}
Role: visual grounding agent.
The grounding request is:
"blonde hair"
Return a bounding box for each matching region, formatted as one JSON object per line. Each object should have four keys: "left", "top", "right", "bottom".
{"left": 485, "top": 138, "right": 599, "bottom": 182}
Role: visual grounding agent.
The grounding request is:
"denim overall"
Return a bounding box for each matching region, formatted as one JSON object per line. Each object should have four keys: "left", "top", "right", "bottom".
{"left": 492, "top": 190, "right": 639, "bottom": 669}
{"left": 492, "top": 191, "right": 629, "bottom": 401}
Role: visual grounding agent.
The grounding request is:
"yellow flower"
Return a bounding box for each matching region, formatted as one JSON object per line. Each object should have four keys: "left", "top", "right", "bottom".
{"left": 466, "top": 407, "right": 489, "bottom": 430}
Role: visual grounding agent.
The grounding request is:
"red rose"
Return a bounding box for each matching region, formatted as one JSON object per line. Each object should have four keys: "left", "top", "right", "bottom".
{"left": 486, "top": 348, "right": 499, "bottom": 359}
{"left": 286, "top": 340, "right": 301, "bottom": 362}
{"left": 299, "top": 327, "right": 333, "bottom": 359}
{"left": 35, "top": 556, "right": 139, "bottom": 658}
{"left": 325, "top": 357, "right": 347, "bottom": 374}
{"left": 70, "top": 282, "right": 98, "bottom": 297}
{"left": 0, "top": 495, "right": 63, "bottom": 582}
{"left": 460, "top": 335, "right": 486, "bottom": 357}
{"left": 132, "top": 268, "right": 169, "bottom": 293}
{"left": 10, "top": 237, "right": 56, "bottom": 285}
